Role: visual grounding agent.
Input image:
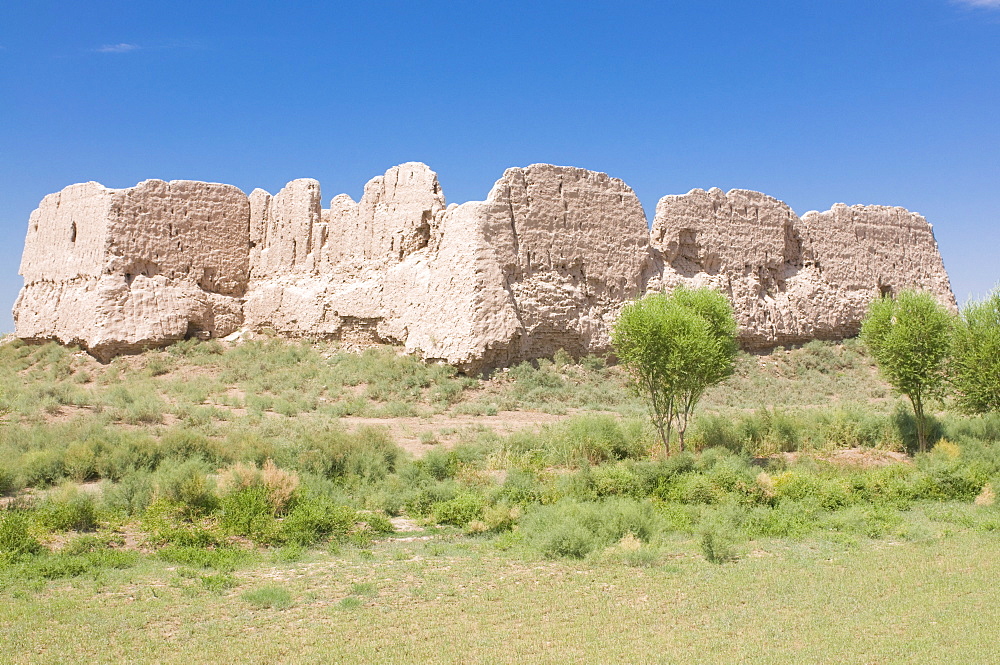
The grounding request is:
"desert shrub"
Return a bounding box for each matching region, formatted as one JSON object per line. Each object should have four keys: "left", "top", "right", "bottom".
{"left": 592, "top": 533, "right": 661, "bottom": 567}
{"left": 101, "top": 471, "right": 155, "bottom": 516}
{"left": 219, "top": 459, "right": 300, "bottom": 515}
{"left": 18, "top": 448, "right": 65, "bottom": 487}
{"left": 851, "top": 464, "right": 921, "bottom": 508}
{"left": 34, "top": 487, "right": 99, "bottom": 532}
{"left": 294, "top": 426, "right": 401, "bottom": 483}
{"left": 820, "top": 504, "right": 902, "bottom": 539}
{"left": 738, "top": 409, "right": 800, "bottom": 456}
{"left": 401, "top": 478, "right": 461, "bottom": 517}
{"left": 281, "top": 495, "right": 358, "bottom": 546}
{"left": 419, "top": 447, "right": 461, "bottom": 481}
{"left": 63, "top": 440, "right": 100, "bottom": 482}
{"left": 0, "top": 511, "right": 42, "bottom": 563}
{"left": 0, "top": 462, "right": 19, "bottom": 496}
{"left": 944, "top": 412, "right": 1000, "bottom": 443}
{"left": 159, "top": 428, "right": 219, "bottom": 462}
{"left": 918, "top": 452, "right": 991, "bottom": 502}
{"left": 500, "top": 470, "right": 548, "bottom": 506}
{"left": 699, "top": 524, "right": 740, "bottom": 563}
{"left": 690, "top": 414, "right": 742, "bottom": 453}
{"left": 497, "top": 416, "right": 650, "bottom": 469}
{"left": 142, "top": 501, "right": 222, "bottom": 547}
{"left": 590, "top": 464, "right": 646, "bottom": 499}
{"left": 558, "top": 415, "right": 650, "bottom": 465}
{"left": 469, "top": 503, "right": 522, "bottom": 534}
{"left": 219, "top": 485, "right": 280, "bottom": 544}
{"left": 521, "top": 498, "right": 663, "bottom": 559}
{"left": 17, "top": 549, "right": 138, "bottom": 580}
{"left": 153, "top": 459, "right": 218, "bottom": 515}
{"left": 431, "top": 492, "right": 486, "bottom": 526}
{"left": 742, "top": 501, "right": 821, "bottom": 538}
{"left": 94, "top": 432, "right": 162, "bottom": 481}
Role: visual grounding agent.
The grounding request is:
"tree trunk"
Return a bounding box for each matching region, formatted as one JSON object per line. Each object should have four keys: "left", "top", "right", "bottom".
{"left": 911, "top": 394, "right": 926, "bottom": 453}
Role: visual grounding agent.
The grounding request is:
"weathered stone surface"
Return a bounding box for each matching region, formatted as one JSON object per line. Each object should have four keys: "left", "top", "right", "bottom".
{"left": 650, "top": 189, "right": 955, "bottom": 348}
{"left": 15, "top": 163, "right": 956, "bottom": 369}
{"left": 15, "top": 179, "right": 249, "bottom": 359}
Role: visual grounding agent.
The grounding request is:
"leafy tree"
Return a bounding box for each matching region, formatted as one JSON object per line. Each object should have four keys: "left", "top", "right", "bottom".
{"left": 612, "top": 286, "right": 738, "bottom": 455}
{"left": 950, "top": 287, "right": 1000, "bottom": 414}
{"left": 860, "top": 290, "right": 954, "bottom": 453}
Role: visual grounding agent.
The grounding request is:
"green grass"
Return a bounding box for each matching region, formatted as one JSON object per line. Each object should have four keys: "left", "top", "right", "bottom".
{"left": 1, "top": 336, "right": 999, "bottom": 663}
{"left": 1, "top": 530, "right": 999, "bottom": 663}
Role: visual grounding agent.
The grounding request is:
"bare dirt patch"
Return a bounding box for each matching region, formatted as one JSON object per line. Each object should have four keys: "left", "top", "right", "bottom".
{"left": 778, "top": 447, "right": 910, "bottom": 468}
{"left": 339, "top": 410, "right": 612, "bottom": 457}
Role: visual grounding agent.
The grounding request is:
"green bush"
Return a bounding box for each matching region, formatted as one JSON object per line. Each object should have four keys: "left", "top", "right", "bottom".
{"left": 220, "top": 485, "right": 280, "bottom": 544}
{"left": 431, "top": 493, "right": 486, "bottom": 526}
{"left": 142, "top": 500, "right": 222, "bottom": 547}
{"left": 18, "top": 448, "right": 65, "bottom": 487}
{"left": 294, "top": 426, "right": 402, "bottom": 483}
{"left": 281, "top": 495, "right": 358, "bottom": 545}
{"left": 0, "top": 463, "right": 19, "bottom": 496}
{"left": 101, "top": 471, "right": 155, "bottom": 516}
{"left": 699, "top": 524, "right": 740, "bottom": 563}
{"left": 154, "top": 460, "right": 218, "bottom": 515}
{"left": 94, "top": 433, "right": 162, "bottom": 481}
{"left": 0, "top": 511, "right": 42, "bottom": 562}
{"left": 521, "top": 498, "right": 663, "bottom": 559}
{"left": 34, "top": 488, "right": 99, "bottom": 532}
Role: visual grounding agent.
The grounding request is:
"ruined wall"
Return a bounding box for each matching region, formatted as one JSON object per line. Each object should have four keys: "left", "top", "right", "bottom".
{"left": 14, "top": 163, "right": 956, "bottom": 369}
{"left": 649, "top": 189, "right": 956, "bottom": 349}
{"left": 15, "top": 180, "right": 249, "bottom": 359}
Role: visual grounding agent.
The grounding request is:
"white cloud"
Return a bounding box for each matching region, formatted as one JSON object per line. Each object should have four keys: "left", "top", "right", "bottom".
{"left": 953, "top": 0, "right": 1000, "bottom": 7}
{"left": 95, "top": 43, "right": 140, "bottom": 54}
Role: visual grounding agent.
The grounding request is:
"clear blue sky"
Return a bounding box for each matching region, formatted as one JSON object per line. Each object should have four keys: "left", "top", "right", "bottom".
{"left": 1, "top": 0, "right": 998, "bottom": 333}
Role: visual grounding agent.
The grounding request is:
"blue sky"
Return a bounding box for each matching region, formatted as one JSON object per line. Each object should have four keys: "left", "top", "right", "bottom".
{"left": 1, "top": 0, "right": 998, "bottom": 332}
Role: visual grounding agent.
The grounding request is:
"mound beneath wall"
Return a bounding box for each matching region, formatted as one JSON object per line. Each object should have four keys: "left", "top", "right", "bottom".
{"left": 14, "top": 162, "right": 955, "bottom": 371}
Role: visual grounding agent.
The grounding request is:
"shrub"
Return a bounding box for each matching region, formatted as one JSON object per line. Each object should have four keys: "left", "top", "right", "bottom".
{"left": 281, "top": 495, "right": 358, "bottom": 546}
{"left": 219, "top": 485, "right": 280, "bottom": 544}
{"left": 154, "top": 460, "right": 218, "bottom": 515}
{"left": 19, "top": 448, "right": 65, "bottom": 487}
{"left": 101, "top": 471, "right": 156, "bottom": 516}
{"left": 94, "top": 433, "right": 162, "bottom": 481}
{"left": 294, "top": 427, "right": 401, "bottom": 483}
{"left": 431, "top": 493, "right": 486, "bottom": 526}
{"left": 521, "top": 498, "right": 663, "bottom": 559}
{"left": 0, "top": 511, "right": 42, "bottom": 562}
{"left": 34, "top": 487, "right": 99, "bottom": 532}
{"left": 0, "top": 463, "right": 19, "bottom": 496}
{"left": 699, "top": 525, "right": 739, "bottom": 564}
{"left": 142, "top": 500, "right": 222, "bottom": 547}
{"left": 219, "top": 459, "right": 300, "bottom": 515}
{"left": 593, "top": 533, "right": 661, "bottom": 567}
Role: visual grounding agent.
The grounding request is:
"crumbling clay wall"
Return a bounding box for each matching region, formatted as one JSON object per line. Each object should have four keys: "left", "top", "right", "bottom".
{"left": 15, "top": 180, "right": 249, "bottom": 360}
{"left": 649, "top": 189, "right": 956, "bottom": 349}
{"left": 14, "top": 163, "right": 955, "bottom": 369}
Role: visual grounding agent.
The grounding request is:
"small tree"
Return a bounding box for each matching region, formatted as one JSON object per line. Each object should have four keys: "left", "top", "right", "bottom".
{"left": 860, "top": 290, "right": 954, "bottom": 453}
{"left": 612, "top": 286, "right": 738, "bottom": 455}
{"left": 950, "top": 287, "right": 1000, "bottom": 414}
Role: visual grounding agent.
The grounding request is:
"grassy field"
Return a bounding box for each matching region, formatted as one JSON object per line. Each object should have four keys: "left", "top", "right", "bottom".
{"left": 1, "top": 336, "right": 999, "bottom": 663}
{"left": 2, "top": 529, "right": 998, "bottom": 664}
